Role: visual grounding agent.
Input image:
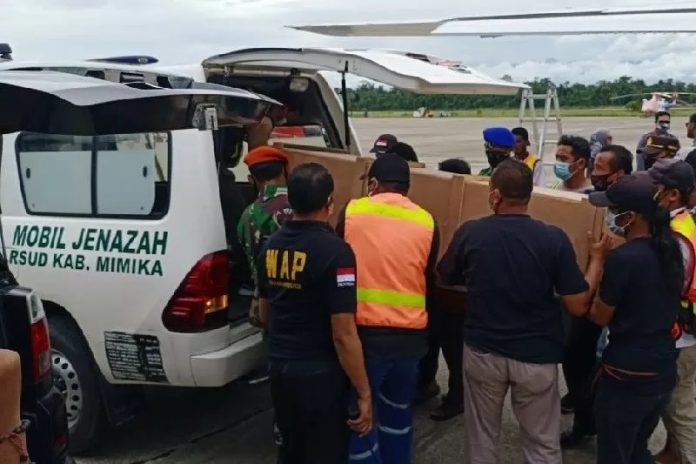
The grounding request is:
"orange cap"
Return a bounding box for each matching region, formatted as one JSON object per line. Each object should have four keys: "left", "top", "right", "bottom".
{"left": 243, "top": 146, "right": 289, "bottom": 167}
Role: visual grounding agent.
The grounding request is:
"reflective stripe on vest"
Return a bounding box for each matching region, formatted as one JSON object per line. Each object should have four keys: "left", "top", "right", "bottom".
{"left": 345, "top": 194, "right": 434, "bottom": 329}
{"left": 356, "top": 289, "right": 426, "bottom": 308}
{"left": 346, "top": 197, "right": 434, "bottom": 229}
{"left": 671, "top": 210, "right": 696, "bottom": 308}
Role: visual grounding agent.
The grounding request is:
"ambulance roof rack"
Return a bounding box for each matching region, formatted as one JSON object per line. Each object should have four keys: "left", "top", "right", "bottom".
{"left": 518, "top": 85, "right": 562, "bottom": 163}
{"left": 88, "top": 55, "right": 159, "bottom": 65}
{"left": 0, "top": 43, "right": 12, "bottom": 61}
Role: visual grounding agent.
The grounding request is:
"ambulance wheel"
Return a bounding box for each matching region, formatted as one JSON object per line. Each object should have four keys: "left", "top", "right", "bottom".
{"left": 49, "top": 315, "right": 105, "bottom": 454}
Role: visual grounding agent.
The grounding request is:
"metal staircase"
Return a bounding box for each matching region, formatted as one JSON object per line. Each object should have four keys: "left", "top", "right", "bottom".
{"left": 518, "top": 85, "right": 562, "bottom": 162}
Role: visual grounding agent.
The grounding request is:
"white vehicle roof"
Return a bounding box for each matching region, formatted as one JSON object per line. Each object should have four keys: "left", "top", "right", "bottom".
{"left": 290, "top": 6, "right": 696, "bottom": 37}
{"left": 0, "top": 60, "right": 195, "bottom": 88}
{"left": 202, "top": 48, "right": 526, "bottom": 95}
{"left": 0, "top": 49, "right": 526, "bottom": 96}
{"left": 0, "top": 70, "right": 275, "bottom": 135}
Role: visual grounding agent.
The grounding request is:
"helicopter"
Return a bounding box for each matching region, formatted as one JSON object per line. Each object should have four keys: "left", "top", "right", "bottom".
{"left": 610, "top": 92, "right": 696, "bottom": 115}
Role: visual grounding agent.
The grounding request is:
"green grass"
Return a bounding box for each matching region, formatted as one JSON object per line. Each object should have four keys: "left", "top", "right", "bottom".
{"left": 350, "top": 107, "right": 696, "bottom": 118}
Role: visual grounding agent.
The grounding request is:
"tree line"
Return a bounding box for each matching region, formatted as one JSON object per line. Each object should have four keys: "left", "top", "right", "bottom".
{"left": 347, "top": 77, "right": 696, "bottom": 111}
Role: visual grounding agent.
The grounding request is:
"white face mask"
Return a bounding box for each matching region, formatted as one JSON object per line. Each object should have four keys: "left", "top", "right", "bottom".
{"left": 605, "top": 211, "right": 630, "bottom": 237}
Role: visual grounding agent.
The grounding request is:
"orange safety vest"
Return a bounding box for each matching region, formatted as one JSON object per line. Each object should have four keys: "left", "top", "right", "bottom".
{"left": 671, "top": 210, "right": 696, "bottom": 304}
{"left": 344, "top": 193, "right": 434, "bottom": 330}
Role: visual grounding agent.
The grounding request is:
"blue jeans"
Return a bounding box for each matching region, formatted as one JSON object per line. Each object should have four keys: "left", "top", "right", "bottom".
{"left": 349, "top": 357, "right": 420, "bottom": 464}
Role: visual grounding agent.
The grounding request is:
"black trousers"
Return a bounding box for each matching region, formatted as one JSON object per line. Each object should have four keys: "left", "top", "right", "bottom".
{"left": 270, "top": 360, "right": 350, "bottom": 464}
{"left": 595, "top": 380, "right": 671, "bottom": 464}
{"left": 419, "top": 308, "right": 465, "bottom": 406}
{"left": 571, "top": 361, "right": 600, "bottom": 433}
{"left": 562, "top": 316, "right": 602, "bottom": 406}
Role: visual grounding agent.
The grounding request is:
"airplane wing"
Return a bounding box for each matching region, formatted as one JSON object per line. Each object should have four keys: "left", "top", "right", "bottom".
{"left": 291, "top": 6, "right": 696, "bottom": 37}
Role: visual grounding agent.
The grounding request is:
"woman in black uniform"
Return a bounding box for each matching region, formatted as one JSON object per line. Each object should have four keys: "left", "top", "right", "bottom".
{"left": 588, "top": 173, "right": 682, "bottom": 464}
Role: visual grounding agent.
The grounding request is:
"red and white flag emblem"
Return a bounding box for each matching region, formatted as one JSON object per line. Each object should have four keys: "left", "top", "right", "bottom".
{"left": 336, "top": 267, "right": 356, "bottom": 287}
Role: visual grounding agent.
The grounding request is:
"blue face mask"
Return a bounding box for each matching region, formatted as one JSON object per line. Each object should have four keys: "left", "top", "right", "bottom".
{"left": 554, "top": 161, "right": 573, "bottom": 181}
{"left": 605, "top": 211, "right": 629, "bottom": 237}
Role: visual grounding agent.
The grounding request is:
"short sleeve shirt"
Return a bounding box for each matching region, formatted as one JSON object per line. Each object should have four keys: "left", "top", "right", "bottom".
{"left": 599, "top": 239, "right": 679, "bottom": 393}
{"left": 257, "top": 220, "right": 357, "bottom": 362}
{"left": 438, "top": 214, "right": 588, "bottom": 364}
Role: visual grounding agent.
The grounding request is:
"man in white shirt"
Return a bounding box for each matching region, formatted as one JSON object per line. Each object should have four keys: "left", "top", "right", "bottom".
{"left": 512, "top": 127, "right": 546, "bottom": 187}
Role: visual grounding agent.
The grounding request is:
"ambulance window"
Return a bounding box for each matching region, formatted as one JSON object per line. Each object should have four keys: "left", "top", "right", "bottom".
{"left": 16, "top": 132, "right": 171, "bottom": 218}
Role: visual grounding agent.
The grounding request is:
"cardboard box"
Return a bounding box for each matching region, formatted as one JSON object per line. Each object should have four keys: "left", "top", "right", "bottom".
{"left": 281, "top": 147, "right": 604, "bottom": 269}
{"left": 0, "top": 349, "right": 24, "bottom": 464}
{"left": 280, "top": 146, "right": 370, "bottom": 226}
{"left": 407, "top": 170, "right": 466, "bottom": 259}
{"left": 459, "top": 179, "right": 605, "bottom": 269}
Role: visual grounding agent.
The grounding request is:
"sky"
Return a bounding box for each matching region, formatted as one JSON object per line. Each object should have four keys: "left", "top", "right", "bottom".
{"left": 2, "top": 0, "right": 696, "bottom": 85}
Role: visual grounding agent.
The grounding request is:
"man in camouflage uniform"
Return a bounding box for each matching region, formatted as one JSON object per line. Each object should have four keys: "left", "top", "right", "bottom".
{"left": 238, "top": 146, "right": 293, "bottom": 327}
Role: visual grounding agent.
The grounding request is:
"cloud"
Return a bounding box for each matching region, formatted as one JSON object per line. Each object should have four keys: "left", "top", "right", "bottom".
{"left": 2, "top": 0, "right": 695, "bottom": 84}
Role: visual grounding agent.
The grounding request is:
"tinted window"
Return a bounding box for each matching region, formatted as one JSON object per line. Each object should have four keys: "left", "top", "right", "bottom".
{"left": 16, "top": 132, "right": 170, "bottom": 218}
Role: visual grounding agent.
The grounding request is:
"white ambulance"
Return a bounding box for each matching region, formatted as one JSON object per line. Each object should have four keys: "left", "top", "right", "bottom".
{"left": 0, "top": 49, "right": 523, "bottom": 452}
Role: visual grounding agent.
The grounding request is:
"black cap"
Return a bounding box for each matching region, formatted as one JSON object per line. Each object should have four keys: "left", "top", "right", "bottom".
{"left": 370, "top": 134, "right": 398, "bottom": 155}
{"left": 643, "top": 134, "right": 681, "bottom": 156}
{"left": 385, "top": 142, "right": 419, "bottom": 162}
{"left": 589, "top": 173, "right": 657, "bottom": 213}
{"left": 367, "top": 154, "right": 410, "bottom": 185}
{"left": 648, "top": 158, "right": 695, "bottom": 193}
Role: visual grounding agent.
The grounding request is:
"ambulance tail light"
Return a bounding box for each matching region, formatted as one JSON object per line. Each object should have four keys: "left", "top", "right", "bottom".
{"left": 28, "top": 292, "right": 52, "bottom": 385}
{"left": 162, "top": 251, "right": 230, "bottom": 333}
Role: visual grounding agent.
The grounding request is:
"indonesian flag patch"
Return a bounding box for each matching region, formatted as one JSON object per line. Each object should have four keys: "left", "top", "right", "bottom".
{"left": 336, "top": 267, "right": 356, "bottom": 287}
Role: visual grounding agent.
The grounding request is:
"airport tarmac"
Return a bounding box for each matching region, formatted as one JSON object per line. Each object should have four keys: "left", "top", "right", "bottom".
{"left": 354, "top": 116, "right": 694, "bottom": 172}
{"left": 77, "top": 116, "right": 676, "bottom": 464}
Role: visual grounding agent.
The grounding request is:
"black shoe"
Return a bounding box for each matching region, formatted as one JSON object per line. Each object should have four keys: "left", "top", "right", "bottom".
{"left": 430, "top": 402, "right": 464, "bottom": 421}
{"left": 560, "top": 428, "right": 596, "bottom": 449}
{"left": 561, "top": 393, "right": 575, "bottom": 414}
{"left": 414, "top": 381, "right": 441, "bottom": 404}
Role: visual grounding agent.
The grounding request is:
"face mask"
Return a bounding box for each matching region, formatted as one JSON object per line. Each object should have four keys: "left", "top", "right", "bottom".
{"left": 605, "top": 211, "right": 629, "bottom": 237}
{"left": 486, "top": 151, "right": 509, "bottom": 169}
{"left": 591, "top": 174, "right": 610, "bottom": 192}
{"left": 658, "top": 122, "right": 670, "bottom": 131}
{"left": 554, "top": 161, "right": 573, "bottom": 181}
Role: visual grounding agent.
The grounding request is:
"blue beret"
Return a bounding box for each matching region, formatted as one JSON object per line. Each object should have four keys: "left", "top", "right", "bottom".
{"left": 483, "top": 127, "right": 515, "bottom": 148}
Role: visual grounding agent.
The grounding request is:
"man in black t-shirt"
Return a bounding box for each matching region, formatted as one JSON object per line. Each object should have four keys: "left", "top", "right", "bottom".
{"left": 257, "top": 163, "right": 372, "bottom": 464}
{"left": 438, "top": 160, "right": 604, "bottom": 463}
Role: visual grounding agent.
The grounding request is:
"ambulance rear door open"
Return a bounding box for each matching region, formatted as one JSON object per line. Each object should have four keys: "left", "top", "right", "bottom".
{"left": 201, "top": 47, "right": 528, "bottom": 179}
